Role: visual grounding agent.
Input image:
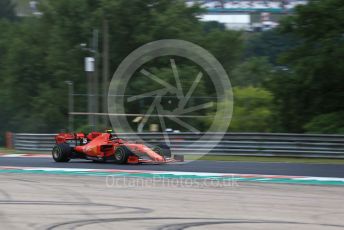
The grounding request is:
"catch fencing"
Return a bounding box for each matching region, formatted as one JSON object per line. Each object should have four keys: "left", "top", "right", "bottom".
{"left": 10, "top": 132, "right": 344, "bottom": 158}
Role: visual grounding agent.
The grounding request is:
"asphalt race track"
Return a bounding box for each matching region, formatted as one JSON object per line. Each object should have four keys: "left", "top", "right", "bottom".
{"left": 0, "top": 156, "right": 344, "bottom": 177}
{"left": 1, "top": 155, "right": 344, "bottom": 229}
{"left": 1, "top": 173, "right": 344, "bottom": 230}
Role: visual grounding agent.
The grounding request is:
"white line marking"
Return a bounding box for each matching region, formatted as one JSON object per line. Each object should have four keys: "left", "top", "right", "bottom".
{"left": 1, "top": 166, "right": 344, "bottom": 182}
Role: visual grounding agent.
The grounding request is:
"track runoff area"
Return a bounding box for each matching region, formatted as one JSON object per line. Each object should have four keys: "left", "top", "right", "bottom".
{"left": 0, "top": 153, "right": 344, "bottom": 229}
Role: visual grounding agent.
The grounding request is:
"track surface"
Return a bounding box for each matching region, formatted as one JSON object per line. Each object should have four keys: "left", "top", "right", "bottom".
{"left": 1, "top": 174, "right": 344, "bottom": 230}
{"left": 1, "top": 157, "right": 344, "bottom": 229}
{"left": 1, "top": 156, "right": 344, "bottom": 177}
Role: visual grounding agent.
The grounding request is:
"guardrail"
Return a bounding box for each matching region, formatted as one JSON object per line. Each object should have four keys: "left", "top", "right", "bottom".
{"left": 12, "top": 133, "right": 344, "bottom": 158}
{"left": 10, "top": 132, "right": 344, "bottom": 158}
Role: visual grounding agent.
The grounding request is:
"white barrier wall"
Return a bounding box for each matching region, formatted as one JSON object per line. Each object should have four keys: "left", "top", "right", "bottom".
{"left": 199, "top": 13, "right": 251, "bottom": 30}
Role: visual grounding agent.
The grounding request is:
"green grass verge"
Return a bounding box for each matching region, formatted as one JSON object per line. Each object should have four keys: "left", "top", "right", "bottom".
{"left": 185, "top": 155, "right": 344, "bottom": 164}
{"left": 0, "top": 148, "right": 17, "bottom": 153}
{"left": 0, "top": 148, "right": 49, "bottom": 155}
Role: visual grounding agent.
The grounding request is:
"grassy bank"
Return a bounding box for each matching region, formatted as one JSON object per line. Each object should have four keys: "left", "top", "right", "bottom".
{"left": 185, "top": 155, "right": 344, "bottom": 164}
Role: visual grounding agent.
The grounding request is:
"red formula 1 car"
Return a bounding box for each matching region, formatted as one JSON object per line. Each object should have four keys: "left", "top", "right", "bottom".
{"left": 52, "top": 131, "right": 180, "bottom": 164}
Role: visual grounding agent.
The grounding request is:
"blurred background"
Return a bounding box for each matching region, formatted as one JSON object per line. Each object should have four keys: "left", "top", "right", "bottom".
{"left": 0, "top": 0, "right": 343, "bottom": 145}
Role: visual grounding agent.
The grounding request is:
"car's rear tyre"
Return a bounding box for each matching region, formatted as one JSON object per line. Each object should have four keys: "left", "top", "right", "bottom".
{"left": 114, "top": 146, "right": 131, "bottom": 164}
{"left": 52, "top": 143, "right": 71, "bottom": 162}
{"left": 153, "top": 144, "right": 171, "bottom": 158}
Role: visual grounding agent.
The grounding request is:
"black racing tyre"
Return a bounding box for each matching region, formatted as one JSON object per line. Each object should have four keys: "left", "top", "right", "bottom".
{"left": 152, "top": 146, "right": 164, "bottom": 156}
{"left": 114, "top": 146, "right": 131, "bottom": 164}
{"left": 153, "top": 144, "right": 171, "bottom": 158}
{"left": 52, "top": 143, "right": 71, "bottom": 162}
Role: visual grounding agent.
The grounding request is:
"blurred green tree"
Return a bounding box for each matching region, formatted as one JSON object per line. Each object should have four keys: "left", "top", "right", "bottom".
{"left": 0, "top": 0, "right": 16, "bottom": 21}
{"left": 0, "top": 0, "right": 245, "bottom": 135}
{"left": 205, "top": 87, "right": 274, "bottom": 132}
{"left": 266, "top": 0, "right": 344, "bottom": 133}
{"left": 304, "top": 112, "right": 344, "bottom": 134}
{"left": 245, "top": 29, "right": 298, "bottom": 65}
{"left": 229, "top": 87, "right": 273, "bottom": 132}
{"left": 230, "top": 57, "right": 274, "bottom": 87}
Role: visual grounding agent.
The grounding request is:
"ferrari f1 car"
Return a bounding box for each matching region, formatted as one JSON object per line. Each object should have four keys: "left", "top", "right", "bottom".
{"left": 52, "top": 131, "right": 181, "bottom": 164}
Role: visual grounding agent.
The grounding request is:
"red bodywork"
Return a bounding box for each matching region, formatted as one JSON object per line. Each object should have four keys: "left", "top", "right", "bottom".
{"left": 55, "top": 132, "right": 176, "bottom": 164}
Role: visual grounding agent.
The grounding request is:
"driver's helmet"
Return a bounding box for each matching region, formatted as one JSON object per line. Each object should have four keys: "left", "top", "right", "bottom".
{"left": 106, "top": 129, "right": 118, "bottom": 140}
{"left": 106, "top": 129, "right": 113, "bottom": 134}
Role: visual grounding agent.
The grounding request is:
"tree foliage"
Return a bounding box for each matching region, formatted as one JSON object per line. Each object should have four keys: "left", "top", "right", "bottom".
{"left": 245, "top": 29, "right": 298, "bottom": 65}
{"left": 266, "top": 0, "right": 344, "bottom": 132}
{"left": 0, "top": 0, "right": 244, "bottom": 136}
{"left": 0, "top": 0, "right": 342, "bottom": 138}
{"left": 0, "top": 0, "right": 16, "bottom": 21}
{"left": 231, "top": 57, "right": 274, "bottom": 87}
{"left": 229, "top": 87, "right": 273, "bottom": 132}
{"left": 304, "top": 112, "right": 344, "bottom": 134}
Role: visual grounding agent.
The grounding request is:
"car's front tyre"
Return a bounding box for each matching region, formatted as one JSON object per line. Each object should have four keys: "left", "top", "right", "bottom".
{"left": 113, "top": 146, "right": 131, "bottom": 164}
{"left": 153, "top": 144, "right": 171, "bottom": 158}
